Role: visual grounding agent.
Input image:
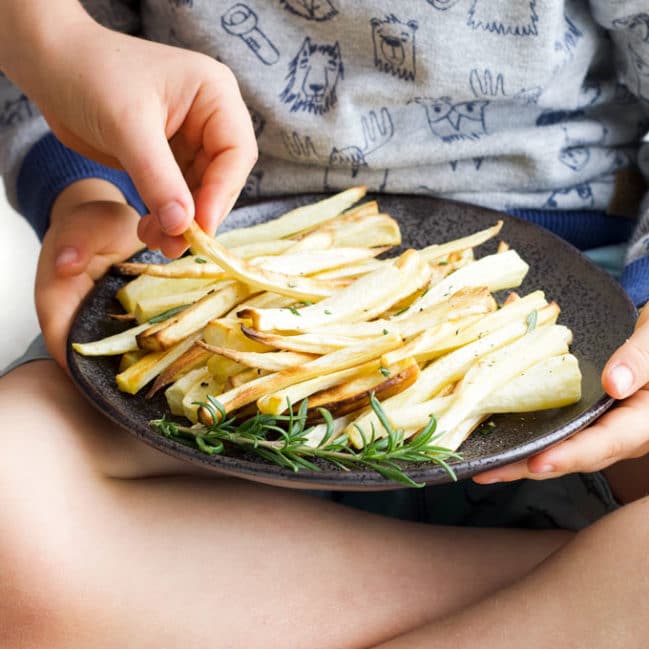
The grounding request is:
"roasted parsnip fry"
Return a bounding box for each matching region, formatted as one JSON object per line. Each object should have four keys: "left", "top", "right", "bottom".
{"left": 327, "top": 213, "right": 402, "bottom": 248}
{"left": 118, "top": 350, "right": 146, "bottom": 372}
{"left": 137, "top": 282, "right": 251, "bottom": 352}
{"left": 198, "top": 332, "right": 402, "bottom": 422}
{"left": 388, "top": 354, "right": 581, "bottom": 435}
{"left": 305, "top": 358, "right": 420, "bottom": 418}
{"left": 146, "top": 345, "right": 213, "bottom": 398}
{"left": 400, "top": 249, "right": 529, "bottom": 316}
{"left": 197, "top": 341, "right": 316, "bottom": 372}
{"left": 72, "top": 322, "right": 151, "bottom": 356}
{"left": 346, "top": 303, "right": 560, "bottom": 446}
{"left": 313, "top": 258, "right": 385, "bottom": 281}
{"left": 182, "top": 375, "right": 225, "bottom": 423}
{"left": 419, "top": 221, "right": 503, "bottom": 262}
{"left": 286, "top": 231, "right": 334, "bottom": 252}
{"left": 116, "top": 274, "right": 216, "bottom": 314}
{"left": 431, "top": 325, "right": 574, "bottom": 449}
{"left": 251, "top": 247, "right": 388, "bottom": 277}
{"left": 216, "top": 186, "right": 367, "bottom": 247}
{"left": 241, "top": 326, "right": 383, "bottom": 354}
{"left": 166, "top": 366, "right": 211, "bottom": 416}
{"left": 185, "top": 222, "right": 343, "bottom": 301}
{"left": 257, "top": 360, "right": 381, "bottom": 416}
{"left": 116, "top": 333, "right": 201, "bottom": 395}
{"left": 134, "top": 280, "right": 230, "bottom": 323}
{"left": 115, "top": 257, "right": 227, "bottom": 279}
{"left": 382, "top": 291, "right": 547, "bottom": 365}
{"left": 229, "top": 367, "right": 270, "bottom": 388}
{"left": 239, "top": 249, "right": 431, "bottom": 332}
{"left": 225, "top": 292, "right": 295, "bottom": 317}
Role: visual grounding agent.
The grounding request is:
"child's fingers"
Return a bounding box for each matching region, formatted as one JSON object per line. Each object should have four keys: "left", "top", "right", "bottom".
{"left": 474, "top": 388, "right": 649, "bottom": 483}
{"left": 602, "top": 305, "right": 649, "bottom": 399}
{"left": 114, "top": 107, "right": 195, "bottom": 239}
{"left": 137, "top": 214, "right": 189, "bottom": 259}
{"left": 190, "top": 76, "right": 258, "bottom": 234}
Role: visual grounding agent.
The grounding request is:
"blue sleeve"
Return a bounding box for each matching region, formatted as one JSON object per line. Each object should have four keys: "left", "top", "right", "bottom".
{"left": 16, "top": 133, "right": 147, "bottom": 241}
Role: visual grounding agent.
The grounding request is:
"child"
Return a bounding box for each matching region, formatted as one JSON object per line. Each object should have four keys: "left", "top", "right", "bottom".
{"left": 1, "top": 1, "right": 649, "bottom": 647}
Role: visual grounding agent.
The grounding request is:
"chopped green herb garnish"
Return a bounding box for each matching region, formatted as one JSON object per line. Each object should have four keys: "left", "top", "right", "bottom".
{"left": 194, "top": 257, "right": 207, "bottom": 264}
{"left": 287, "top": 306, "right": 301, "bottom": 316}
{"left": 300, "top": 300, "right": 314, "bottom": 306}
{"left": 526, "top": 309, "right": 538, "bottom": 333}
{"left": 287, "top": 281, "right": 297, "bottom": 288}
{"left": 379, "top": 366, "right": 391, "bottom": 378}
{"left": 394, "top": 306, "right": 410, "bottom": 316}
{"left": 438, "top": 260, "right": 448, "bottom": 266}
{"left": 382, "top": 329, "right": 389, "bottom": 335}
{"left": 324, "top": 309, "right": 332, "bottom": 315}
{"left": 148, "top": 305, "right": 190, "bottom": 324}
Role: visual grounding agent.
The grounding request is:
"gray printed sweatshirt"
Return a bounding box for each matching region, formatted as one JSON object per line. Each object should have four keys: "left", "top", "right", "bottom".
{"left": 2, "top": 0, "right": 649, "bottom": 302}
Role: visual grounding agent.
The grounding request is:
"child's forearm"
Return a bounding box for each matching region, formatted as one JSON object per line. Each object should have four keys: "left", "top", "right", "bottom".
{"left": 0, "top": 1, "right": 94, "bottom": 96}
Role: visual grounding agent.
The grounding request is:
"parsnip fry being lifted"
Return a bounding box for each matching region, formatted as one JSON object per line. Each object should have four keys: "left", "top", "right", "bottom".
{"left": 185, "top": 222, "right": 342, "bottom": 301}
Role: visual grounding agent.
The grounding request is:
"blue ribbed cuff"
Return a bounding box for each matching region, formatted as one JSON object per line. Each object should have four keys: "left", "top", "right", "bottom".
{"left": 621, "top": 256, "right": 649, "bottom": 307}
{"left": 16, "top": 133, "right": 147, "bottom": 240}
{"left": 506, "top": 208, "right": 634, "bottom": 251}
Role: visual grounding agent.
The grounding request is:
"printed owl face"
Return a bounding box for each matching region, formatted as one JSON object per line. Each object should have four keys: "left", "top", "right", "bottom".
{"left": 412, "top": 97, "right": 490, "bottom": 142}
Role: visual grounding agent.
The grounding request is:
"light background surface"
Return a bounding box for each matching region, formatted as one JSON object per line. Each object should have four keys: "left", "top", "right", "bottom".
{"left": 0, "top": 183, "right": 40, "bottom": 370}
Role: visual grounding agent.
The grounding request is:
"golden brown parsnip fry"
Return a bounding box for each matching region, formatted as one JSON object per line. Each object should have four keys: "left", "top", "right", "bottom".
{"left": 225, "top": 292, "right": 295, "bottom": 317}
{"left": 401, "top": 249, "right": 529, "bottom": 316}
{"left": 327, "top": 214, "right": 401, "bottom": 248}
{"left": 286, "top": 231, "right": 334, "bottom": 252}
{"left": 118, "top": 350, "right": 146, "bottom": 372}
{"left": 257, "top": 361, "right": 381, "bottom": 416}
{"left": 137, "top": 282, "right": 251, "bottom": 352}
{"left": 115, "top": 258, "right": 227, "bottom": 279}
{"left": 198, "top": 332, "right": 402, "bottom": 423}
{"left": 116, "top": 333, "right": 201, "bottom": 395}
{"left": 229, "top": 367, "right": 270, "bottom": 388}
{"left": 307, "top": 358, "right": 420, "bottom": 418}
{"left": 216, "top": 186, "right": 367, "bottom": 247}
{"left": 146, "top": 345, "right": 213, "bottom": 398}
{"left": 184, "top": 222, "right": 344, "bottom": 300}
{"left": 197, "top": 341, "right": 317, "bottom": 371}
{"left": 340, "top": 200, "right": 379, "bottom": 218}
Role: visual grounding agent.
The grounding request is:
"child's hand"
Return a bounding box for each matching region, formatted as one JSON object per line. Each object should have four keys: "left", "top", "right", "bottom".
{"left": 35, "top": 179, "right": 144, "bottom": 369}
{"left": 474, "top": 307, "right": 649, "bottom": 484}
{"left": 23, "top": 19, "right": 257, "bottom": 258}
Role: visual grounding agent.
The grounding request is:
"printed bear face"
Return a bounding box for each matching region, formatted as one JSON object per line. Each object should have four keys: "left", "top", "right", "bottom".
{"left": 371, "top": 15, "right": 418, "bottom": 82}
{"left": 280, "top": 37, "right": 343, "bottom": 115}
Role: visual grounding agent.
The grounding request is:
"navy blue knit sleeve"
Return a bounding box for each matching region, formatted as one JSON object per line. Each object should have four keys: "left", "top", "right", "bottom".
{"left": 16, "top": 133, "right": 147, "bottom": 241}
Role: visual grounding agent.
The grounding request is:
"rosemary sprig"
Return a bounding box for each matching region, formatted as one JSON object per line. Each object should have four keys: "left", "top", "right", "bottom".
{"left": 151, "top": 395, "right": 461, "bottom": 488}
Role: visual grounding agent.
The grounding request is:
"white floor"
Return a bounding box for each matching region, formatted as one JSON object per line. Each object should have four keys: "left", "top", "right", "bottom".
{"left": 0, "top": 183, "right": 40, "bottom": 369}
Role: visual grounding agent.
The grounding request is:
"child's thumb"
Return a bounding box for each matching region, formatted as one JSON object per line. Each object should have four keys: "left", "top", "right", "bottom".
{"left": 116, "top": 116, "right": 195, "bottom": 237}
{"left": 602, "top": 305, "right": 649, "bottom": 399}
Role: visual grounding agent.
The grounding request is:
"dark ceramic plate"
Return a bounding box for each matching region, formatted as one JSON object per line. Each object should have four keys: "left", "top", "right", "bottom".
{"left": 67, "top": 194, "right": 636, "bottom": 490}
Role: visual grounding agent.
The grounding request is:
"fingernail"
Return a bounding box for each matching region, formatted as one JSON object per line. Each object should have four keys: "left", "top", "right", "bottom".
{"left": 479, "top": 477, "right": 501, "bottom": 484}
{"left": 55, "top": 246, "right": 78, "bottom": 268}
{"left": 157, "top": 201, "right": 187, "bottom": 234}
{"left": 532, "top": 464, "right": 555, "bottom": 474}
{"left": 610, "top": 363, "right": 634, "bottom": 395}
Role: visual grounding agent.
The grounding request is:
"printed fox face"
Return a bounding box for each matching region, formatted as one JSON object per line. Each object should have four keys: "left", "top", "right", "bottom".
{"left": 371, "top": 15, "right": 418, "bottom": 81}
{"left": 279, "top": 0, "right": 338, "bottom": 21}
{"left": 280, "top": 38, "right": 343, "bottom": 115}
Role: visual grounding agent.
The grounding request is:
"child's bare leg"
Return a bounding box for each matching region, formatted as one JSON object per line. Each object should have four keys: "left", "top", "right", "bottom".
{"left": 0, "top": 361, "right": 569, "bottom": 649}
{"left": 375, "top": 492, "right": 649, "bottom": 648}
